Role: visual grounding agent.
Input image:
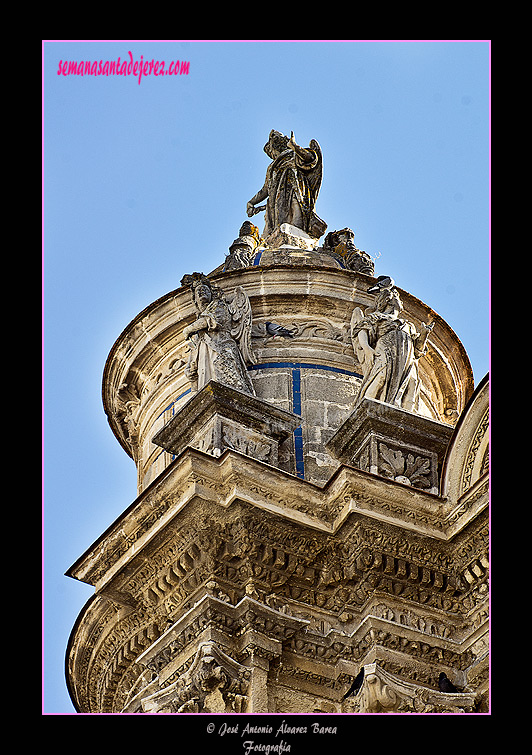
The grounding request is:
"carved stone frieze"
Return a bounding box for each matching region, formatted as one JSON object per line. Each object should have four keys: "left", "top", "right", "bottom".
{"left": 67, "top": 486, "right": 488, "bottom": 712}
{"left": 67, "top": 373, "right": 488, "bottom": 713}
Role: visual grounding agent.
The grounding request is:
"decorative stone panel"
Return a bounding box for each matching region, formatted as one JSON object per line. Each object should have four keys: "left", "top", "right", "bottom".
{"left": 327, "top": 397, "right": 454, "bottom": 494}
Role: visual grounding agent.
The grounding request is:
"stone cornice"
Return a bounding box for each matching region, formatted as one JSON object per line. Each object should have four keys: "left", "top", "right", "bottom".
{"left": 136, "top": 594, "right": 309, "bottom": 676}
{"left": 66, "top": 446, "right": 487, "bottom": 594}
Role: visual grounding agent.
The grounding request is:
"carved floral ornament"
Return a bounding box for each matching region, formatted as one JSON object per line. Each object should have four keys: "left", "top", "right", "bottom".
{"left": 355, "top": 440, "right": 434, "bottom": 490}
{"left": 141, "top": 642, "right": 250, "bottom": 713}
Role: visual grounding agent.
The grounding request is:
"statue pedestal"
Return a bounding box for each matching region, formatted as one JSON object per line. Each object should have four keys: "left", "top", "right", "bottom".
{"left": 263, "top": 223, "right": 319, "bottom": 251}
{"left": 152, "top": 380, "right": 301, "bottom": 467}
{"left": 327, "top": 398, "right": 453, "bottom": 494}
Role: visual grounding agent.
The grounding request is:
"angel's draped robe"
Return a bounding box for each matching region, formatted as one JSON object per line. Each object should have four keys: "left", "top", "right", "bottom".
{"left": 185, "top": 298, "right": 255, "bottom": 396}
{"left": 261, "top": 143, "right": 326, "bottom": 239}
{"left": 352, "top": 312, "right": 422, "bottom": 412}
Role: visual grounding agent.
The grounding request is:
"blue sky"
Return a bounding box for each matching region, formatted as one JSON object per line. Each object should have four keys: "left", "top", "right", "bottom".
{"left": 43, "top": 40, "right": 490, "bottom": 714}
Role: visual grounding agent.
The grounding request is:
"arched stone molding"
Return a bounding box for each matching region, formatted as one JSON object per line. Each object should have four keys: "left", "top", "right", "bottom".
{"left": 440, "top": 373, "right": 489, "bottom": 504}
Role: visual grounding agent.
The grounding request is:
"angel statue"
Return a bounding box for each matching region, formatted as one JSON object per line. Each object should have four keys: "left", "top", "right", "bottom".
{"left": 246, "top": 130, "right": 327, "bottom": 240}
{"left": 181, "top": 273, "right": 256, "bottom": 396}
{"left": 350, "top": 280, "right": 434, "bottom": 413}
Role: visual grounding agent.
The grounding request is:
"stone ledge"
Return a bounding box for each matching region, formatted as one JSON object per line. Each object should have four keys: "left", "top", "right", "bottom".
{"left": 66, "top": 443, "right": 480, "bottom": 593}
{"left": 152, "top": 380, "right": 301, "bottom": 468}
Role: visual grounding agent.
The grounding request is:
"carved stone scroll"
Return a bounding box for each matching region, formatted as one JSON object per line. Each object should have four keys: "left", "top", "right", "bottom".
{"left": 141, "top": 641, "right": 251, "bottom": 713}
{"left": 344, "top": 663, "right": 475, "bottom": 713}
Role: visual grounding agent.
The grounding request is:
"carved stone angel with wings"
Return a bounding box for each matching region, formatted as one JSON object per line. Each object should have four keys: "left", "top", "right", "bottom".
{"left": 181, "top": 273, "right": 256, "bottom": 396}
{"left": 350, "top": 281, "right": 434, "bottom": 413}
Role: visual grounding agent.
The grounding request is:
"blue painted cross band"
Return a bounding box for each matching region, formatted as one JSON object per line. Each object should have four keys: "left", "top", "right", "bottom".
{"left": 291, "top": 368, "right": 304, "bottom": 478}
{"left": 155, "top": 387, "right": 192, "bottom": 421}
{"left": 249, "top": 362, "right": 362, "bottom": 479}
{"left": 248, "top": 362, "right": 362, "bottom": 378}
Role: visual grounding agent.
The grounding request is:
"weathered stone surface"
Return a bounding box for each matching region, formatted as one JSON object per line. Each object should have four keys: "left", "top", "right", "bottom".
{"left": 263, "top": 223, "right": 319, "bottom": 251}
{"left": 327, "top": 397, "right": 454, "bottom": 494}
{"left": 68, "top": 134, "right": 486, "bottom": 714}
{"left": 343, "top": 662, "right": 476, "bottom": 713}
{"left": 66, "top": 378, "right": 488, "bottom": 713}
{"left": 101, "top": 259, "right": 473, "bottom": 493}
{"left": 152, "top": 379, "right": 301, "bottom": 467}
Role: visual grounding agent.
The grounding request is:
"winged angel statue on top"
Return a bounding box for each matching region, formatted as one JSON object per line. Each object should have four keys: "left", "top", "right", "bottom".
{"left": 181, "top": 273, "right": 256, "bottom": 396}
{"left": 246, "top": 130, "right": 327, "bottom": 240}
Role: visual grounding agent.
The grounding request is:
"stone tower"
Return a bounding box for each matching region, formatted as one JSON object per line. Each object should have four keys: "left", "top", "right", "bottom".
{"left": 66, "top": 131, "right": 489, "bottom": 714}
